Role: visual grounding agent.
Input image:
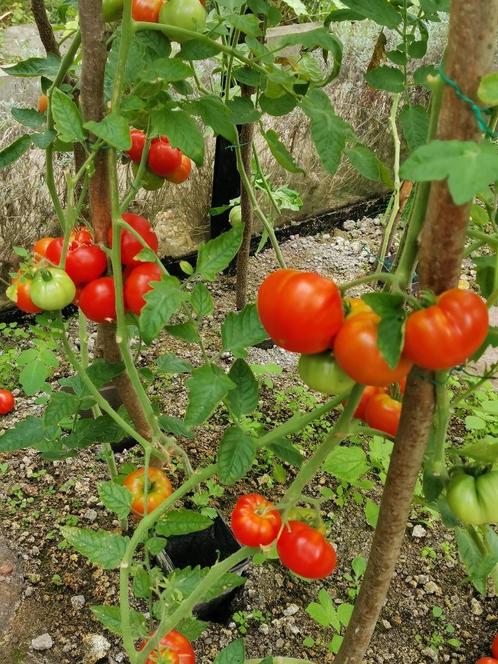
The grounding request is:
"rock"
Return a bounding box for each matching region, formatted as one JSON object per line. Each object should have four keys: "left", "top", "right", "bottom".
{"left": 470, "top": 598, "right": 483, "bottom": 615}
{"left": 71, "top": 595, "right": 86, "bottom": 610}
{"left": 283, "top": 603, "right": 299, "bottom": 616}
{"left": 421, "top": 647, "right": 438, "bottom": 660}
{"left": 423, "top": 581, "right": 441, "bottom": 595}
{"left": 343, "top": 220, "right": 356, "bottom": 231}
{"left": 82, "top": 634, "right": 111, "bottom": 664}
{"left": 381, "top": 619, "right": 392, "bottom": 629}
{"left": 84, "top": 508, "right": 98, "bottom": 523}
{"left": 412, "top": 525, "right": 427, "bottom": 538}
{"left": 259, "top": 624, "right": 270, "bottom": 635}
{"left": 31, "top": 633, "right": 53, "bottom": 651}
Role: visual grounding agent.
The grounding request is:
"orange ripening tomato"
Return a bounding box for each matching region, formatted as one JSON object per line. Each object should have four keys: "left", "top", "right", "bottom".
{"left": 37, "top": 94, "right": 48, "bottom": 113}
{"left": 8, "top": 277, "right": 42, "bottom": 314}
{"left": 132, "top": 0, "right": 164, "bottom": 22}
{"left": 404, "top": 289, "right": 489, "bottom": 370}
{"left": 33, "top": 237, "right": 55, "bottom": 260}
{"left": 364, "top": 393, "right": 401, "bottom": 437}
{"left": 139, "top": 630, "right": 195, "bottom": 664}
{"left": 334, "top": 313, "right": 412, "bottom": 387}
{"left": 123, "top": 467, "right": 173, "bottom": 516}
{"left": 353, "top": 385, "right": 386, "bottom": 421}
{"left": 345, "top": 297, "right": 372, "bottom": 319}
{"left": 166, "top": 154, "right": 192, "bottom": 184}
{"left": 257, "top": 269, "right": 344, "bottom": 354}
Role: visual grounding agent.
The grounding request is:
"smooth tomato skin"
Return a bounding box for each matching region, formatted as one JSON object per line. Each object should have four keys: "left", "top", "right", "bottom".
{"left": 108, "top": 213, "right": 159, "bottom": 267}
{"left": 132, "top": 0, "right": 163, "bottom": 21}
{"left": 103, "top": 0, "right": 124, "bottom": 20}
{"left": 159, "top": 0, "right": 207, "bottom": 41}
{"left": 228, "top": 205, "right": 242, "bottom": 226}
{"left": 124, "top": 262, "right": 162, "bottom": 315}
{"left": 0, "top": 390, "right": 15, "bottom": 416}
{"left": 139, "top": 630, "right": 195, "bottom": 664}
{"left": 231, "top": 494, "right": 282, "bottom": 547}
{"left": 277, "top": 520, "right": 337, "bottom": 579}
{"left": 37, "top": 94, "right": 48, "bottom": 113}
{"left": 492, "top": 634, "right": 498, "bottom": 659}
{"left": 353, "top": 385, "right": 385, "bottom": 421}
{"left": 257, "top": 269, "right": 344, "bottom": 354}
{"left": 476, "top": 659, "right": 498, "bottom": 664}
{"left": 166, "top": 154, "right": 192, "bottom": 184}
{"left": 33, "top": 237, "right": 55, "bottom": 260}
{"left": 148, "top": 137, "right": 182, "bottom": 177}
{"left": 446, "top": 469, "right": 498, "bottom": 526}
{"left": 334, "top": 313, "right": 412, "bottom": 387}
{"left": 30, "top": 268, "right": 76, "bottom": 310}
{"left": 79, "top": 277, "right": 116, "bottom": 323}
{"left": 298, "top": 352, "right": 354, "bottom": 396}
{"left": 47, "top": 239, "right": 107, "bottom": 284}
{"left": 9, "top": 278, "right": 42, "bottom": 314}
{"left": 364, "top": 393, "right": 401, "bottom": 437}
{"left": 123, "top": 467, "right": 173, "bottom": 516}
{"left": 404, "top": 289, "right": 489, "bottom": 370}
{"left": 127, "top": 129, "right": 146, "bottom": 163}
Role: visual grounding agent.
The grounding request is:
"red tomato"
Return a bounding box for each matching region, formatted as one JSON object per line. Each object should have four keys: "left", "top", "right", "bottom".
{"left": 148, "top": 137, "right": 182, "bottom": 177}
{"left": 277, "top": 520, "right": 337, "bottom": 579}
{"left": 108, "top": 213, "right": 159, "bottom": 267}
{"left": 124, "top": 467, "right": 173, "bottom": 516}
{"left": 398, "top": 376, "right": 407, "bottom": 394}
{"left": 78, "top": 277, "right": 116, "bottom": 323}
{"left": 124, "top": 262, "right": 161, "bottom": 315}
{"left": 37, "top": 94, "right": 48, "bottom": 113}
{"left": 139, "top": 630, "right": 195, "bottom": 664}
{"left": 353, "top": 385, "right": 386, "bottom": 421}
{"left": 364, "top": 393, "right": 401, "bottom": 437}
{"left": 127, "top": 129, "right": 146, "bottom": 163}
{"left": 334, "top": 313, "right": 412, "bottom": 387}
{"left": 132, "top": 0, "right": 164, "bottom": 22}
{"left": 0, "top": 389, "right": 15, "bottom": 416}
{"left": 71, "top": 227, "right": 93, "bottom": 245}
{"left": 231, "top": 493, "right": 282, "bottom": 547}
{"left": 33, "top": 237, "right": 55, "bottom": 260}
{"left": 404, "top": 289, "right": 489, "bottom": 370}
{"left": 47, "top": 239, "right": 107, "bottom": 284}
{"left": 476, "top": 659, "right": 498, "bottom": 664}
{"left": 9, "top": 278, "right": 42, "bottom": 314}
{"left": 257, "top": 269, "right": 344, "bottom": 354}
{"left": 166, "top": 154, "right": 192, "bottom": 184}
{"left": 492, "top": 634, "right": 498, "bottom": 659}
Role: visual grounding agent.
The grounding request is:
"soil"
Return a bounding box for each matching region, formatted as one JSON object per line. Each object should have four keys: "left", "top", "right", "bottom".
{"left": 0, "top": 218, "right": 496, "bottom": 664}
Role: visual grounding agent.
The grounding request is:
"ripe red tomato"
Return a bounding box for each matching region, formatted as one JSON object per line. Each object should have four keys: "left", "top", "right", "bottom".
{"left": 8, "top": 277, "right": 42, "bottom": 314}
{"left": 127, "top": 129, "right": 146, "bottom": 163}
{"left": 364, "top": 393, "right": 401, "bottom": 437}
{"left": 492, "top": 634, "right": 498, "bottom": 659}
{"left": 334, "top": 313, "right": 412, "bottom": 387}
{"left": 132, "top": 0, "right": 164, "bottom": 22}
{"left": 404, "top": 289, "right": 489, "bottom": 370}
{"left": 33, "top": 236, "right": 55, "bottom": 260}
{"left": 257, "top": 269, "right": 344, "bottom": 354}
{"left": 124, "top": 262, "right": 162, "bottom": 315}
{"left": 123, "top": 467, "right": 173, "bottom": 516}
{"left": 353, "top": 385, "right": 386, "bottom": 421}
{"left": 71, "top": 227, "right": 93, "bottom": 245}
{"left": 166, "top": 154, "right": 192, "bottom": 184}
{"left": 231, "top": 493, "right": 282, "bottom": 547}
{"left": 47, "top": 238, "right": 107, "bottom": 284}
{"left": 139, "top": 630, "right": 195, "bottom": 664}
{"left": 476, "top": 659, "right": 498, "bottom": 664}
{"left": 108, "top": 213, "right": 159, "bottom": 267}
{"left": 78, "top": 277, "right": 116, "bottom": 323}
{"left": 37, "top": 94, "right": 48, "bottom": 113}
{"left": 0, "top": 389, "right": 15, "bottom": 416}
{"left": 277, "top": 520, "right": 337, "bottom": 579}
{"left": 148, "top": 137, "right": 182, "bottom": 177}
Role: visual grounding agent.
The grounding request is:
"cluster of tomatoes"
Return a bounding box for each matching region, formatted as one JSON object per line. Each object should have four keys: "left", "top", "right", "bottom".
{"left": 257, "top": 268, "right": 489, "bottom": 435}
{"left": 127, "top": 129, "right": 192, "bottom": 191}
{"left": 231, "top": 493, "right": 337, "bottom": 580}
{"left": 477, "top": 634, "right": 498, "bottom": 664}
{"left": 129, "top": 0, "right": 207, "bottom": 37}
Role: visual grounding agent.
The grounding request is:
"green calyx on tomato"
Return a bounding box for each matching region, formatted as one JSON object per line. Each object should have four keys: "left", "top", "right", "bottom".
{"left": 159, "top": 0, "right": 207, "bottom": 42}
{"left": 103, "top": 0, "right": 124, "bottom": 21}
{"left": 298, "top": 351, "right": 354, "bottom": 396}
{"left": 132, "top": 162, "right": 165, "bottom": 191}
{"left": 446, "top": 467, "right": 498, "bottom": 525}
{"left": 30, "top": 268, "right": 76, "bottom": 311}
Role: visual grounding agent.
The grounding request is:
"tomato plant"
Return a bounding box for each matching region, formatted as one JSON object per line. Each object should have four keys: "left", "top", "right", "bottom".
{"left": 298, "top": 351, "right": 354, "bottom": 395}
{"left": 334, "top": 313, "right": 412, "bottom": 387}
{"left": 0, "top": 389, "right": 15, "bottom": 415}
{"left": 148, "top": 137, "right": 182, "bottom": 177}
{"left": 257, "top": 269, "right": 344, "bottom": 354}
{"left": 124, "top": 467, "right": 173, "bottom": 516}
{"left": 47, "top": 239, "right": 107, "bottom": 284}
{"left": 277, "top": 521, "right": 336, "bottom": 579}
{"left": 132, "top": 0, "right": 164, "bottom": 22}
{"left": 108, "top": 213, "right": 159, "bottom": 267}
{"left": 30, "top": 268, "right": 76, "bottom": 310}
{"left": 230, "top": 493, "right": 282, "bottom": 547}
{"left": 159, "top": 0, "right": 207, "bottom": 40}
{"left": 139, "top": 630, "right": 195, "bottom": 663}
{"left": 364, "top": 393, "right": 401, "bottom": 437}
{"left": 166, "top": 154, "right": 192, "bottom": 184}
{"left": 124, "top": 262, "right": 162, "bottom": 315}
{"left": 78, "top": 277, "right": 117, "bottom": 323}
{"left": 404, "top": 289, "right": 489, "bottom": 370}
{"left": 446, "top": 468, "right": 498, "bottom": 525}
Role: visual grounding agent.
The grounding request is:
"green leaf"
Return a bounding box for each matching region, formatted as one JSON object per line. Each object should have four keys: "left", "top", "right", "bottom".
{"left": 229, "top": 13, "right": 262, "bottom": 36}
{"left": 478, "top": 72, "right": 498, "bottom": 106}
{"left": 365, "top": 66, "right": 404, "bottom": 93}
{"left": 226, "top": 97, "right": 262, "bottom": 124}
{"left": 157, "top": 353, "right": 193, "bottom": 374}
{"left": 0, "top": 135, "right": 32, "bottom": 170}
{"left": 472, "top": 325, "right": 498, "bottom": 362}
{"left": 91, "top": 605, "right": 147, "bottom": 640}
{"left": 460, "top": 437, "right": 498, "bottom": 464}
{"left": 185, "top": 364, "right": 235, "bottom": 426}
{"left": 276, "top": 0, "right": 307, "bottom": 16}
{"left": 225, "top": 359, "right": 259, "bottom": 418}
{"left": 156, "top": 509, "right": 213, "bottom": 537}
{"left": 455, "top": 527, "right": 489, "bottom": 594}
{"left": 214, "top": 639, "right": 245, "bottom": 664}
{"left": 323, "top": 446, "right": 369, "bottom": 483}
{"left": 218, "top": 426, "right": 256, "bottom": 484}
{"left": 32, "top": 129, "right": 57, "bottom": 149}
{"left": 64, "top": 416, "right": 125, "bottom": 448}
{"left": 400, "top": 140, "right": 498, "bottom": 205}
{"left": 98, "top": 481, "right": 132, "bottom": 520}
{"left": 84, "top": 113, "right": 131, "bottom": 151}
{"left": 277, "top": 28, "right": 342, "bottom": 66}
{"left": 363, "top": 293, "right": 406, "bottom": 368}
{"left": 337, "top": 602, "right": 354, "bottom": 626}
{"left": 158, "top": 414, "right": 194, "bottom": 439}
{"left": 191, "top": 283, "right": 214, "bottom": 318}
{"left": 133, "top": 568, "right": 151, "bottom": 599}
{"left": 470, "top": 203, "right": 489, "bottom": 226}
{"left": 306, "top": 601, "right": 334, "bottom": 627}
{"left": 259, "top": 92, "right": 297, "bottom": 117}
{"left": 166, "top": 322, "right": 201, "bottom": 344}
{"left": 195, "top": 225, "right": 244, "bottom": 280}
{"left": 140, "top": 277, "right": 188, "bottom": 345}
{"left": 52, "top": 88, "right": 86, "bottom": 144}
{"left": 2, "top": 54, "right": 61, "bottom": 77}
{"left": 11, "top": 107, "right": 46, "bottom": 129}
{"left": 221, "top": 304, "right": 268, "bottom": 358}
{"left": 143, "top": 57, "right": 192, "bottom": 82}
{"left": 60, "top": 527, "right": 129, "bottom": 569}
{"left": 44, "top": 392, "right": 81, "bottom": 425}
{"left": 340, "top": 0, "right": 401, "bottom": 27}
{"left": 473, "top": 255, "right": 495, "bottom": 299}
{"left": 145, "top": 537, "right": 167, "bottom": 555}
{"left": 188, "top": 96, "right": 237, "bottom": 143}
{"left": 413, "top": 64, "right": 437, "bottom": 88}
{"left": 179, "top": 39, "right": 222, "bottom": 60}
{"left": 364, "top": 498, "right": 379, "bottom": 528}
{"left": 399, "top": 104, "right": 430, "bottom": 151}
{"left": 176, "top": 617, "right": 209, "bottom": 641}
{"left": 326, "top": 9, "right": 364, "bottom": 22}
{"left": 263, "top": 129, "right": 304, "bottom": 174}
{"left": 151, "top": 109, "right": 204, "bottom": 165}
{"left": 345, "top": 145, "right": 392, "bottom": 185}
{"left": 19, "top": 362, "right": 51, "bottom": 395}
{"left": 268, "top": 437, "right": 304, "bottom": 467}
{"left": 300, "top": 88, "right": 355, "bottom": 174}
{"left": 0, "top": 416, "right": 57, "bottom": 453}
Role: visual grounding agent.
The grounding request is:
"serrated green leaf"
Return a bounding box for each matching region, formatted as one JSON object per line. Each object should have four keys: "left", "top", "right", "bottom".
{"left": 166, "top": 322, "right": 201, "bottom": 344}
{"left": 340, "top": 0, "right": 401, "bottom": 28}
{"left": 143, "top": 57, "right": 192, "bottom": 82}
{"left": 0, "top": 416, "right": 57, "bottom": 453}
{"left": 225, "top": 359, "right": 259, "bottom": 418}
{"left": 460, "top": 437, "right": 498, "bottom": 464}
{"left": 98, "top": 481, "right": 132, "bottom": 520}
{"left": 226, "top": 96, "right": 262, "bottom": 124}
{"left": 214, "top": 638, "right": 245, "bottom": 664}
{"left": 63, "top": 416, "right": 125, "bottom": 449}
{"left": 51, "top": 88, "right": 85, "bottom": 144}
{"left": 151, "top": 109, "right": 204, "bottom": 165}
{"left": 365, "top": 66, "right": 404, "bottom": 93}
{"left": 44, "top": 392, "right": 81, "bottom": 425}
{"left": 473, "top": 255, "right": 495, "bottom": 299}
{"left": 399, "top": 104, "right": 429, "bottom": 151}
{"left": 158, "top": 415, "right": 194, "bottom": 439}
{"left": 145, "top": 536, "right": 167, "bottom": 555}
{"left": 221, "top": 304, "right": 268, "bottom": 358}
{"left": 263, "top": 129, "right": 304, "bottom": 173}
{"left": 0, "top": 135, "right": 32, "bottom": 170}
{"left": 11, "top": 107, "right": 46, "bottom": 129}
{"left": 259, "top": 92, "right": 297, "bottom": 117}
{"left": 229, "top": 13, "right": 262, "bottom": 35}
{"left": 132, "top": 568, "right": 151, "bottom": 599}
{"left": 191, "top": 282, "right": 214, "bottom": 318}
{"left": 179, "top": 39, "right": 222, "bottom": 60}
{"left": 268, "top": 437, "right": 304, "bottom": 467}
{"left": 2, "top": 54, "right": 61, "bottom": 77}
{"left": 176, "top": 617, "right": 209, "bottom": 641}
{"left": 188, "top": 95, "right": 237, "bottom": 143}
{"left": 185, "top": 364, "right": 235, "bottom": 426}
{"left": 364, "top": 498, "right": 379, "bottom": 528}
{"left": 195, "top": 225, "right": 244, "bottom": 280}
{"left": 157, "top": 353, "right": 193, "bottom": 374}
{"left": 324, "top": 446, "right": 368, "bottom": 482}
{"left": 346, "top": 145, "right": 392, "bottom": 184}
{"left": 218, "top": 426, "right": 256, "bottom": 484}
{"left": 91, "top": 605, "right": 147, "bottom": 639}
{"left": 156, "top": 509, "right": 213, "bottom": 537}
{"left": 32, "top": 129, "right": 57, "bottom": 149}
{"left": 61, "top": 527, "right": 129, "bottom": 569}
{"left": 140, "top": 277, "right": 188, "bottom": 345}
{"left": 84, "top": 113, "right": 131, "bottom": 151}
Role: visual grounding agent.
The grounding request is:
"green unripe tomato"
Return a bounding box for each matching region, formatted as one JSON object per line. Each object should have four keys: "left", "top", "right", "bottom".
{"left": 30, "top": 267, "right": 76, "bottom": 311}
{"left": 446, "top": 468, "right": 498, "bottom": 525}
{"left": 298, "top": 352, "right": 355, "bottom": 396}
{"left": 131, "top": 163, "right": 165, "bottom": 191}
{"left": 229, "top": 205, "right": 242, "bottom": 226}
{"left": 159, "top": 0, "right": 207, "bottom": 42}
{"left": 103, "top": 0, "right": 123, "bottom": 21}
